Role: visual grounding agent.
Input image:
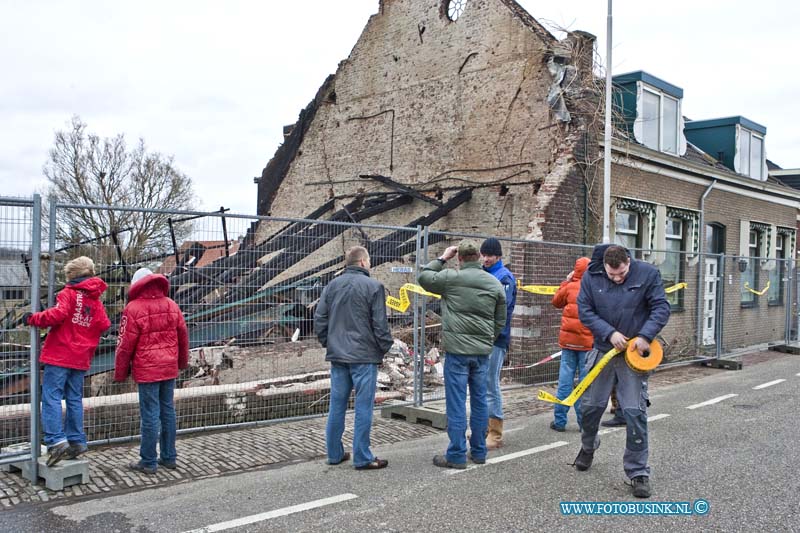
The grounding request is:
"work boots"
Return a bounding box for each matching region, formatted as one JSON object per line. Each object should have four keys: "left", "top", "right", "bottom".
{"left": 572, "top": 447, "right": 594, "bottom": 471}
{"left": 486, "top": 417, "right": 504, "bottom": 449}
{"left": 631, "top": 476, "right": 652, "bottom": 498}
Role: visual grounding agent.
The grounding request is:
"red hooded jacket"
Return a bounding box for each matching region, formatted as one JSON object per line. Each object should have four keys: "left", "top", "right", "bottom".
{"left": 551, "top": 257, "right": 594, "bottom": 351}
{"left": 114, "top": 273, "right": 189, "bottom": 383}
{"left": 28, "top": 277, "right": 111, "bottom": 370}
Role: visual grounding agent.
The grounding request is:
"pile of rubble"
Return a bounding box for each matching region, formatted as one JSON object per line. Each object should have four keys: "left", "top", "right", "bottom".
{"left": 378, "top": 339, "right": 444, "bottom": 399}
{"left": 173, "top": 338, "right": 444, "bottom": 401}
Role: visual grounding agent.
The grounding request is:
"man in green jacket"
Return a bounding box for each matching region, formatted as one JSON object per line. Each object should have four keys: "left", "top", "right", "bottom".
{"left": 418, "top": 240, "right": 506, "bottom": 469}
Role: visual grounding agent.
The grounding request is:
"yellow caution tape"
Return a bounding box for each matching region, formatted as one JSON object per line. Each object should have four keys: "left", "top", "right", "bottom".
{"left": 665, "top": 282, "right": 687, "bottom": 294}
{"left": 516, "top": 279, "right": 559, "bottom": 295}
{"left": 538, "top": 338, "right": 663, "bottom": 405}
{"left": 386, "top": 283, "right": 441, "bottom": 312}
{"left": 744, "top": 280, "right": 770, "bottom": 296}
{"left": 537, "top": 345, "right": 621, "bottom": 406}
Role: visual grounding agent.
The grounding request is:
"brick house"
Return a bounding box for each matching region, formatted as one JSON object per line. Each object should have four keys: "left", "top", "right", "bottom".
{"left": 609, "top": 71, "right": 800, "bottom": 353}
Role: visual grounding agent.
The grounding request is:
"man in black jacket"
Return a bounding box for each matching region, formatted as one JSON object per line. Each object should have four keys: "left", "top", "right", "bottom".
{"left": 314, "top": 246, "right": 394, "bottom": 470}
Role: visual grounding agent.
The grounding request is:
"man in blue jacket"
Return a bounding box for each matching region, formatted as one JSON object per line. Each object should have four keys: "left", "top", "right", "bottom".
{"left": 574, "top": 244, "right": 670, "bottom": 498}
{"left": 314, "top": 246, "right": 394, "bottom": 470}
{"left": 480, "top": 237, "right": 517, "bottom": 449}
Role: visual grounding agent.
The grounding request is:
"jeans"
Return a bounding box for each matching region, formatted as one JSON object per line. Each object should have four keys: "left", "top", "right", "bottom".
{"left": 137, "top": 379, "right": 177, "bottom": 469}
{"left": 444, "top": 353, "right": 489, "bottom": 464}
{"left": 486, "top": 345, "right": 506, "bottom": 420}
{"left": 553, "top": 349, "right": 588, "bottom": 429}
{"left": 41, "top": 364, "right": 86, "bottom": 447}
{"left": 326, "top": 362, "right": 378, "bottom": 468}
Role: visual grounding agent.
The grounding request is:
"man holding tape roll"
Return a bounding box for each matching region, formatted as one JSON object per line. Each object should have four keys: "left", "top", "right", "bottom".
{"left": 574, "top": 244, "right": 670, "bottom": 498}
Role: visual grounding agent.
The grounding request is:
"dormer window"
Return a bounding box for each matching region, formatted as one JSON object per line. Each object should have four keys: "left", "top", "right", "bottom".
{"left": 738, "top": 126, "right": 764, "bottom": 180}
{"left": 612, "top": 72, "right": 685, "bottom": 157}
{"left": 641, "top": 87, "right": 680, "bottom": 154}
{"left": 684, "top": 116, "right": 767, "bottom": 181}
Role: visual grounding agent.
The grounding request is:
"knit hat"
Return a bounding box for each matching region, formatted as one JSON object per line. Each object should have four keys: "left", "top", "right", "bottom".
{"left": 131, "top": 268, "right": 153, "bottom": 286}
{"left": 480, "top": 237, "right": 503, "bottom": 257}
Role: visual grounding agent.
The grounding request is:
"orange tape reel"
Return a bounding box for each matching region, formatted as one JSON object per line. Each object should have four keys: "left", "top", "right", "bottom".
{"left": 624, "top": 338, "right": 663, "bottom": 373}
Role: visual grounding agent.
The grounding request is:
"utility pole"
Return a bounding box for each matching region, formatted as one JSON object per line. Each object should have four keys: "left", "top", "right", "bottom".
{"left": 602, "top": 0, "right": 613, "bottom": 243}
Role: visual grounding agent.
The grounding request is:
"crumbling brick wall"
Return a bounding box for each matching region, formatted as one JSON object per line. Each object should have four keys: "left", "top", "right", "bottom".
{"left": 256, "top": 0, "right": 597, "bottom": 246}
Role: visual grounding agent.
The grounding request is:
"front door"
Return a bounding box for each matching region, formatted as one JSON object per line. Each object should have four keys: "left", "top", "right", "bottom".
{"left": 702, "top": 258, "right": 718, "bottom": 345}
{"left": 703, "top": 224, "right": 725, "bottom": 345}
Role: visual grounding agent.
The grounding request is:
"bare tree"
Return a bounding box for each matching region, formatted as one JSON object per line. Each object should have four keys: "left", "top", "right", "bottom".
{"left": 43, "top": 116, "right": 195, "bottom": 262}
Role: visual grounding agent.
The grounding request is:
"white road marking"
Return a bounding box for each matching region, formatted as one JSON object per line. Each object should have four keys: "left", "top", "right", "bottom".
{"left": 686, "top": 394, "right": 738, "bottom": 410}
{"left": 487, "top": 441, "right": 570, "bottom": 464}
{"left": 753, "top": 379, "right": 786, "bottom": 390}
{"left": 597, "top": 414, "right": 668, "bottom": 434}
{"left": 445, "top": 441, "right": 569, "bottom": 475}
{"left": 182, "top": 493, "right": 358, "bottom": 533}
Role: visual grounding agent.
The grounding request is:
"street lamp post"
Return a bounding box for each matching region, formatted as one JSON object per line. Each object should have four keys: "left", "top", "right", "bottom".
{"left": 602, "top": 0, "right": 613, "bottom": 243}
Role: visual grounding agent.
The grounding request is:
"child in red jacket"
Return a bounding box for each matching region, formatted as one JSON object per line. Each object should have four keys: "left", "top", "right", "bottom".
{"left": 114, "top": 268, "right": 188, "bottom": 474}
{"left": 24, "top": 256, "right": 110, "bottom": 466}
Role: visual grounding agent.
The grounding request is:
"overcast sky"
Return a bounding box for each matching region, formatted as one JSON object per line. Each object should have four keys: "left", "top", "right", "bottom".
{"left": 1, "top": 0, "right": 797, "bottom": 216}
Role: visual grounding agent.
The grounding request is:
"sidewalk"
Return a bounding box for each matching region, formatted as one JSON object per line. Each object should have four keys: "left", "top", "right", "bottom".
{"left": 0, "top": 351, "right": 776, "bottom": 508}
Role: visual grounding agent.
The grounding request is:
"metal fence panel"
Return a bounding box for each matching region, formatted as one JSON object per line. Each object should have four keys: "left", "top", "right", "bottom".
{"left": 3, "top": 198, "right": 797, "bottom": 449}
{"left": 46, "top": 205, "right": 421, "bottom": 444}
{"left": 419, "top": 232, "right": 713, "bottom": 403}
{"left": 718, "top": 255, "right": 792, "bottom": 355}
{"left": 0, "top": 197, "right": 36, "bottom": 461}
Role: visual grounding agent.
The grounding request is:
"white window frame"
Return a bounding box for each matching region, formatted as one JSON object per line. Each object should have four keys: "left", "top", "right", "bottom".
{"left": 768, "top": 234, "right": 786, "bottom": 305}
{"left": 614, "top": 209, "right": 640, "bottom": 248}
{"left": 742, "top": 229, "right": 763, "bottom": 306}
{"left": 737, "top": 126, "right": 765, "bottom": 180}
{"left": 640, "top": 85, "right": 680, "bottom": 155}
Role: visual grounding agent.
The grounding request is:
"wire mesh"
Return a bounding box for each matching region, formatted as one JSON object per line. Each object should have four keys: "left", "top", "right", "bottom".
{"left": 3, "top": 200, "right": 797, "bottom": 445}
{"left": 419, "top": 232, "right": 714, "bottom": 402}
{"left": 0, "top": 197, "right": 35, "bottom": 457}
{"left": 718, "top": 255, "right": 794, "bottom": 355}
{"left": 46, "top": 205, "right": 421, "bottom": 443}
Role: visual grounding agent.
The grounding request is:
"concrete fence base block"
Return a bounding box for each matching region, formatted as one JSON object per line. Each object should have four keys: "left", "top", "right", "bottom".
{"left": 381, "top": 405, "right": 447, "bottom": 429}
{"left": 0, "top": 444, "right": 45, "bottom": 472}
{"left": 5, "top": 456, "right": 90, "bottom": 491}
{"left": 769, "top": 342, "right": 800, "bottom": 355}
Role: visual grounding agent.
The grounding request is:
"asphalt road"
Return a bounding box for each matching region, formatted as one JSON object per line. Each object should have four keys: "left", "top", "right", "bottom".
{"left": 2, "top": 354, "right": 799, "bottom": 532}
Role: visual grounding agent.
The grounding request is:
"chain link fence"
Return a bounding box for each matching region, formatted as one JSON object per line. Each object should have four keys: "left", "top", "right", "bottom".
{"left": 417, "top": 232, "right": 717, "bottom": 401}
{"left": 42, "top": 204, "right": 426, "bottom": 444}
{"left": 0, "top": 199, "right": 796, "bottom": 454}
{"left": 0, "top": 196, "right": 40, "bottom": 466}
{"left": 717, "top": 255, "right": 794, "bottom": 355}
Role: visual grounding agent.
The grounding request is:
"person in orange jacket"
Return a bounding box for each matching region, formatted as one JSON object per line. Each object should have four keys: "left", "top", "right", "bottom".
{"left": 549, "top": 257, "right": 593, "bottom": 431}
